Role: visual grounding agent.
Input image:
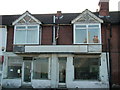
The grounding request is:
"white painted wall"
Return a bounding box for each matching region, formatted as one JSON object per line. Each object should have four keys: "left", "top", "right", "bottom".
{"left": 0, "top": 27, "right": 7, "bottom": 55}
{"left": 51, "top": 54, "right": 59, "bottom": 88}
{"left": 32, "top": 80, "right": 51, "bottom": 88}
{"left": 25, "top": 45, "right": 88, "bottom": 53}
{"left": 1, "top": 27, "right": 7, "bottom": 52}
{"left": 0, "top": 29, "right": 2, "bottom": 55}
{"left": 2, "top": 79, "right": 21, "bottom": 88}
{"left": 0, "top": 26, "right": 7, "bottom": 86}
{"left": 66, "top": 56, "right": 74, "bottom": 88}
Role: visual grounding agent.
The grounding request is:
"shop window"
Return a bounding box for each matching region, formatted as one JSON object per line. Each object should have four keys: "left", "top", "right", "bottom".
{"left": 74, "top": 24, "right": 101, "bottom": 44}
{"left": 14, "top": 25, "right": 39, "bottom": 44}
{"left": 33, "top": 57, "right": 49, "bottom": 79}
{"left": 7, "top": 57, "right": 22, "bottom": 79}
{"left": 73, "top": 57, "right": 100, "bottom": 80}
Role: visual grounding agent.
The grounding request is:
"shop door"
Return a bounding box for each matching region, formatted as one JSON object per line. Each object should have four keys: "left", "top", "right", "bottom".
{"left": 58, "top": 57, "right": 67, "bottom": 84}
{"left": 23, "top": 60, "right": 32, "bottom": 84}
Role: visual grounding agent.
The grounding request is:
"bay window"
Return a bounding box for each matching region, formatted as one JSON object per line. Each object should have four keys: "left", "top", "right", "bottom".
{"left": 74, "top": 24, "right": 101, "bottom": 44}
{"left": 14, "top": 25, "right": 39, "bottom": 44}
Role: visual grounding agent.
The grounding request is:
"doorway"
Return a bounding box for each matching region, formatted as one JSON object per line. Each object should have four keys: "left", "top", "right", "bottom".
{"left": 22, "top": 60, "right": 32, "bottom": 85}
{"left": 58, "top": 57, "right": 67, "bottom": 84}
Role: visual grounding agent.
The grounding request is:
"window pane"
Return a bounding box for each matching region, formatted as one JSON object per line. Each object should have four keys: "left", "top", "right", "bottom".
{"left": 28, "top": 26, "right": 38, "bottom": 29}
{"left": 73, "top": 57, "right": 99, "bottom": 80}
{"left": 88, "top": 25, "right": 99, "bottom": 28}
{"left": 75, "top": 29, "right": 87, "bottom": 43}
{"left": 15, "top": 30, "right": 26, "bottom": 44}
{"left": 7, "top": 57, "right": 22, "bottom": 79}
{"left": 33, "top": 57, "right": 48, "bottom": 79}
{"left": 27, "top": 29, "right": 38, "bottom": 44}
{"left": 16, "top": 26, "right": 26, "bottom": 29}
{"left": 76, "top": 25, "right": 86, "bottom": 28}
{"left": 88, "top": 29, "right": 99, "bottom": 43}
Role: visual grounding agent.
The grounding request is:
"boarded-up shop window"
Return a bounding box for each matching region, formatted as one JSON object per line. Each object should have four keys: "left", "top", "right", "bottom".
{"left": 33, "top": 57, "right": 49, "bottom": 79}
{"left": 73, "top": 57, "right": 100, "bottom": 80}
{"left": 7, "top": 57, "right": 22, "bottom": 79}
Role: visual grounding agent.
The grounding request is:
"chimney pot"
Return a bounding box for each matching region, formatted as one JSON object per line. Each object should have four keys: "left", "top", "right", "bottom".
{"left": 56, "top": 11, "right": 62, "bottom": 17}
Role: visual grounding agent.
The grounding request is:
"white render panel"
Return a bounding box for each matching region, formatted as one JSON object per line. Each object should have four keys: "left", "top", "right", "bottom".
{"left": 32, "top": 80, "right": 51, "bottom": 88}
{"left": 0, "top": 27, "right": 7, "bottom": 53}
{"left": 88, "top": 45, "right": 102, "bottom": 53}
{"left": 2, "top": 79, "right": 21, "bottom": 88}
{"left": 25, "top": 45, "right": 87, "bottom": 53}
{"left": 66, "top": 56, "right": 74, "bottom": 88}
{"left": 51, "top": 54, "right": 58, "bottom": 88}
{"left": 72, "top": 81, "right": 109, "bottom": 88}
{"left": 100, "top": 53, "right": 109, "bottom": 83}
{"left": 2, "top": 28, "right": 7, "bottom": 52}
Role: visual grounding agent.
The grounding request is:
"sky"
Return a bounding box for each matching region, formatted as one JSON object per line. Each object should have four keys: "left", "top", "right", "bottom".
{"left": 0, "top": 0, "right": 119, "bottom": 15}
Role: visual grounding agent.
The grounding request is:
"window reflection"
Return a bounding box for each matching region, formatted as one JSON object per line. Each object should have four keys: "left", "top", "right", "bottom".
{"left": 7, "top": 57, "right": 22, "bottom": 79}
{"left": 73, "top": 57, "right": 100, "bottom": 80}
{"left": 33, "top": 57, "right": 49, "bottom": 79}
{"left": 75, "top": 24, "right": 100, "bottom": 44}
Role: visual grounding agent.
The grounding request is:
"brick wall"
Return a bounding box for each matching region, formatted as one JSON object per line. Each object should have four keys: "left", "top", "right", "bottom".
{"left": 41, "top": 26, "right": 53, "bottom": 45}
{"left": 6, "top": 26, "right": 14, "bottom": 52}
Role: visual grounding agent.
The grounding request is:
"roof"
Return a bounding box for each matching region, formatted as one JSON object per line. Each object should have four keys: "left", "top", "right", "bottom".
{"left": 0, "top": 11, "right": 120, "bottom": 25}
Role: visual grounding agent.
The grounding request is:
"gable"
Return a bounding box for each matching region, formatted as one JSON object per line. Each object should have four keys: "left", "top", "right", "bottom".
{"left": 71, "top": 9, "right": 103, "bottom": 24}
{"left": 12, "top": 11, "right": 41, "bottom": 25}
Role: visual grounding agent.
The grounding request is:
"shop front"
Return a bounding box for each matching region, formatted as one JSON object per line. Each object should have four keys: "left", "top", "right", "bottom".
{"left": 2, "top": 52, "right": 109, "bottom": 88}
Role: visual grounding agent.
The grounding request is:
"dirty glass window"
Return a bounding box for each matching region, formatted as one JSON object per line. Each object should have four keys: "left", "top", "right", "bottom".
{"left": 7, "top": 57, "right": 22, "bottom": 79}
{"left": 33, "top": 57, "right": 49, "bottom": 79}
{"left": 73, "top": 57, "right": 100, "bottom": 80}
{"left": 14, "top": 25, "right": 39, "bottom": 44}
{"left": 74, "top": 24, "right": 100, "bottom": 44}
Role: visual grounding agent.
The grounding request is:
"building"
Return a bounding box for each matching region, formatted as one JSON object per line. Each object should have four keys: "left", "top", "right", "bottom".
{"left": 0, "top": 0, "right": 120, "bottom": 89}
{"left": 0, "top": 25, "right": 7, "bottom": 86}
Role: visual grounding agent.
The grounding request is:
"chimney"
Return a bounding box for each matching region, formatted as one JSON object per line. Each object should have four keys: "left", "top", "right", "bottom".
{"left": 99, "top": 0, "right": 109, "bottom": 16}
{"left": 56, "top": 11, "right": 62, "bottom": 17}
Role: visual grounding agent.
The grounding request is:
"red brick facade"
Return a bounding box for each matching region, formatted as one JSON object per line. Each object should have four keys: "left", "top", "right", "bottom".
{"left": 6, "top": 26, "right": 14, "bottom": 52}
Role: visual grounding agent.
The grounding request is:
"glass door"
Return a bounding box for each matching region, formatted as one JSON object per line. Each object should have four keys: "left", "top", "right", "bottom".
{"left": 58, "top": 57, "right": 67, "bottom": 83}
{"left": 23, "top": 61, "right": 32, "bottom": 84}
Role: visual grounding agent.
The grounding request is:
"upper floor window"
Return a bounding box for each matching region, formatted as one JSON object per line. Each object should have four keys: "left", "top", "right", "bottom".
{"left": 14, "top": 25, "right": 39, "bottom": 44}
{"left": 74, "top": 24, "right": 101, "bottom": 44}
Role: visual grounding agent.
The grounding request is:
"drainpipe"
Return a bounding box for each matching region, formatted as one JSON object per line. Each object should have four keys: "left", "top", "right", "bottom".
{"left": 104, "top": 17, "right": 112, "bottom": 90}
{"left": 53, "top": 15, "right": 56, "bottom": 45}
{"left": 52, "top": 11, "right": 63, "bottom": 45}
{"left": 108, "top": 38, "right": 112, "bottom": 90}
{"left": 108, "top": 23, "right": 112, "bottom": 90}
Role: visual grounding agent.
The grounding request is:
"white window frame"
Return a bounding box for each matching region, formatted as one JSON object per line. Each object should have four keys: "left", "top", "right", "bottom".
{"left": 73, "top": 23, "right": 101, "bottom": 44}
{"left": 14, "top": 24, "right": 40, "bottom": 45}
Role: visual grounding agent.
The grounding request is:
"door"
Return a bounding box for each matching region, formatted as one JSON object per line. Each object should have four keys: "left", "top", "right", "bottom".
{"left": 23, "top": 61, "right": 32, "bottom": 84}
{"left": 58, "top": 57, "right": 67, "bottom": 84}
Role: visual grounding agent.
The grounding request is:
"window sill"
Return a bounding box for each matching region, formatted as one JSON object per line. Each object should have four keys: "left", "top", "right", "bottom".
{"left": 73, "top": 43, "right": 102, "bottom": 45}
{"left": 73, "top": 79, "right": 100, "bottom": 81}
{"left": 14, "top": 44, "right": 40, "bottom": 46}
{"left": 3, "top": 78, "right": 21, "bottom": 79}
{"left": 32, "top": 79, "right": 51, "bottom": 80}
